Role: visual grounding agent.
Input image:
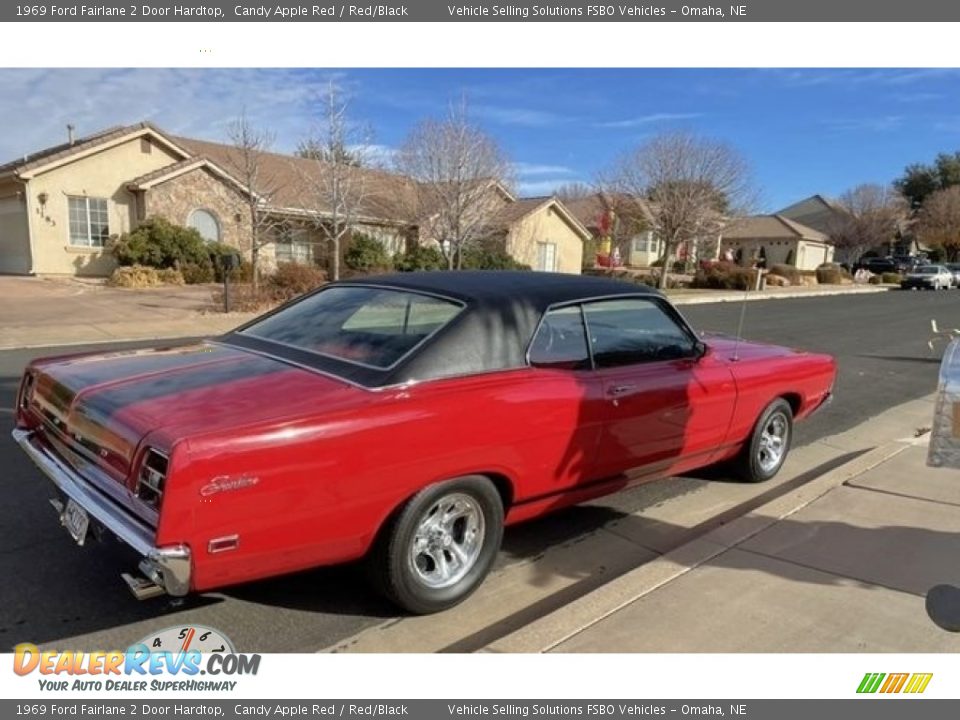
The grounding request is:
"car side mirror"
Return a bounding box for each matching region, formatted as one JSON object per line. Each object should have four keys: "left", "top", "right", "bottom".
{"left": 693, "top": 340, "right": 709, "bottom": 361}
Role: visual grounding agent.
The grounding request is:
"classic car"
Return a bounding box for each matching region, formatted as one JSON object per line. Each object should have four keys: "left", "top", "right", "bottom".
{"left": 13, "top": 271, "right": 835, "bottom": 614}
{"left": 900, "top": 264, "right": 955, "bottom": 291}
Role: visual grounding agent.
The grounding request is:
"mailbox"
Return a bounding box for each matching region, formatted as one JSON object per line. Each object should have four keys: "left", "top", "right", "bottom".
{"left": 928, "top": 338, "right": 960, "bottom": 469}
{"left": 218, "top": 252, "right": 241, "bottom": 272}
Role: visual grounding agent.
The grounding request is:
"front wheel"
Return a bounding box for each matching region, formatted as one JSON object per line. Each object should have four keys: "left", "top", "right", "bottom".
{"left": 367, "top": 476, "right": 504, "bottom": 614}
{"left": 734, "top": 398, "right": 793, "bottom": 483}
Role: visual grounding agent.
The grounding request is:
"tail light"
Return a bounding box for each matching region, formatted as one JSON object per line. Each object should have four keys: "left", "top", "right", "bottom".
{"left": 18, "top": 371, "right": 35, "bottom": 411}
{"left": 136, "top": 449, "right": 169, "bottom": 508}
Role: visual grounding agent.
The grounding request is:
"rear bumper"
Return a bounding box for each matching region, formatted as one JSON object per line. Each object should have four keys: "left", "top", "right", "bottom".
{"left": 12, "top": 428, "right": 191, "bottom": 596}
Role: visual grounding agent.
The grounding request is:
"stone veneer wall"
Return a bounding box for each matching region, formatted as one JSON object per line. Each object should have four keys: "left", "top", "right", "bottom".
{"left": 143, "top": 167, "right": 252, "bottom": 255}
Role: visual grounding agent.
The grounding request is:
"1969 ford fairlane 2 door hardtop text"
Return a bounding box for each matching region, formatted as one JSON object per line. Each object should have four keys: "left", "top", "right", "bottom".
{"left": 13, "top": 271, "right": 835, "bottom": 613}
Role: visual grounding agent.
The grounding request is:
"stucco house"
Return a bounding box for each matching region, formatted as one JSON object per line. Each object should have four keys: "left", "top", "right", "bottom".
{"left": 0, "top": 122, "right": 588, "bottom": 277}
{"left": 719, "top": 214, "right": 834, "bottom": 270}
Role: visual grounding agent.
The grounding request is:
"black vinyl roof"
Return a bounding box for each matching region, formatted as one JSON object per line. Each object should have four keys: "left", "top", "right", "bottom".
{"left": 225, "top": 271, "right": 662, "bottom": 388}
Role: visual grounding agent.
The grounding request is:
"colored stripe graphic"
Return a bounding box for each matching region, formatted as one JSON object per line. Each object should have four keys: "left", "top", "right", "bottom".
{"left": 857, "top": 672, "right": 932, "bottom": 694}
{"left": 904, "top": 674, "right": 933, "bottom": 694}
{"left": 857, "top": 673, "right": 885, "bottom": 693}
{"left": 880, "top": 673, "right": 909, "bottom": 693}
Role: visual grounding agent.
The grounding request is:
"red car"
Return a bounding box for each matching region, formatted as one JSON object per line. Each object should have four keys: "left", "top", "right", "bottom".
{"left": 13, "top": 271, "right": 835, "bottom": 614}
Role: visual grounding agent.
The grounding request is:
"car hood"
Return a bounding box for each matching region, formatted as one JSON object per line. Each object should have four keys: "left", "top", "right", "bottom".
{"left": 905, "top": 273, "right": 937, "bottom": 279}
{"left": 25, "top": 342, "right": 361, "bottom": 480}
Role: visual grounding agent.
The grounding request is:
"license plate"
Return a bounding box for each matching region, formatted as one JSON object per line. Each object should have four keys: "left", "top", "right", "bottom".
{"left": 62, "top": 499, "right": 90, "bottom": 546}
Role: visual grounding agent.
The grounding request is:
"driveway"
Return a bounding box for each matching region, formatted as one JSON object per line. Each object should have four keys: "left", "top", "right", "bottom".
{"left": 0, "top": 276, "right": 255, "bottom": 348}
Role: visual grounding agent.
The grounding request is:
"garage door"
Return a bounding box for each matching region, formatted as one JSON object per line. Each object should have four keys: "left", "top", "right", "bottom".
{"left": 0, "top": 197, "right": 31, "bottom": 274}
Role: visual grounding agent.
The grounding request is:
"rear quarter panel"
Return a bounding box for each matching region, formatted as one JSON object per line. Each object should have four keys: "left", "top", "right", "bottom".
{"left": 156, "top": 367, "right": 606, "bottom": 592}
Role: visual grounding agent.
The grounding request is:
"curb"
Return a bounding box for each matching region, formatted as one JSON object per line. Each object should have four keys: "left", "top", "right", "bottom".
{"left": 481, "top": 439, "right": 912, "bottom": 654}
{"left": 669, "top": 286, "right": 892, "bottom": 306}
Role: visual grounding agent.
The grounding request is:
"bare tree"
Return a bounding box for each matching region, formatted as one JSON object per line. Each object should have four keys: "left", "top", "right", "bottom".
{"left": 603, "top": 131, "right": 754, "bottom": 289}
{"left": 831, "top": 184, "right": 907, "bottom": 262}
{"left": 297, "top": 81, "right": 374, "bottom": 281}
{"left": 554, "top": 182, "right": 596, "bottom": 201}
{"left": 224, "top": 110, "right": 285, "bottom": 294}
{"left": 916, "top": 186, "right": 960, "bottom": 261}
{"left": 395, "top": 101, "right": 513, "bottom": 270}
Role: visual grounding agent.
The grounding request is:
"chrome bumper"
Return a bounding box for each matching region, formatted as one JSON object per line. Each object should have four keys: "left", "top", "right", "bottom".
{"left": 12, "top": 428, "right": 191, "bottom": 596}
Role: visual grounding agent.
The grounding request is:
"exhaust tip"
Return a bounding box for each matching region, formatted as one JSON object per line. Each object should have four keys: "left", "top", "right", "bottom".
{"left": 121, "top": 572, "right": 165, "bottom": 601}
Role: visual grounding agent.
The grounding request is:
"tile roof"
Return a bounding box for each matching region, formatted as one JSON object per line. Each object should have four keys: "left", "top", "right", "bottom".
{"left": 721, "top": 214, "right": 830, "bottom": 242}
{"left": 0, "top": 122, "right": 176, "bottom": 175}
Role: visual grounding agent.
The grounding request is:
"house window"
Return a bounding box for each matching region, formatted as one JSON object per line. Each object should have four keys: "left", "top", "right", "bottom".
{"left": 632, "top": 231, "right": 658, "bottom": 254}
{"left": 537, "top": 241, "right": 557, "bottom": 272}
{"left": 68, "top": 196, "right": 109, "bottom": 247}
{"left": 276, "top": 228, "right": 314, "bottom": 265}
{"left": 188, "top": 209, "right": 221, "bottom": 243}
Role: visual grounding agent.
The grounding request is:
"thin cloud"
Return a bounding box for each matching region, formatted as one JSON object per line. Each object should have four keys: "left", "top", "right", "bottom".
{"left": 825, "top": 115, "right": 904, "bottom": 132}
{"left": 513, "top": 162, "right": 575, "bottom": 177}
{"left": 472, "top": 105, "right": 567, "bottom": 127}
{"left": 597, "top": 113, "right": 701, "bottom": 129}
{"left": 517, "top": 178, "right": 583, "bottom": 196}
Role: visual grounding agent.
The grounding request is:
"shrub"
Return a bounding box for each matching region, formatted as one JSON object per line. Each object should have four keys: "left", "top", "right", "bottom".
{"left": 691, "top": 262, "right": 755, "bottom": 290}
{"left": 393, "top": 245, "right": 446, "bottom": 272}
{"left": 265, "top": 262, "right": 327, "bottom": 302}
{"left": 767, "top": 263, "right": 801, "bottom": 285}
{"left": 868, "top": 275, "right": 882, "bottom": 285}
{"left": 881, "top": 272, "right": 902, "bottom": 284}
{"left": 180, "top": 263, "right": 215, "bottom": 284}
{"left": 110, "top": 218, "right": 210, "bottom": 270}
{"left": 157, "top": 268, "right": 186, "bottom": 286}
{"left": 461, "top": 248, "right": 531, "bottom": 271}
{"left": 815, "top": 263, "right": 847, "bottom": 284}
{"left": 108, "top": 265, "right": 186, "bottom": 288}
{"left": 345, "top": 234, "right": 392, "bottom": 274}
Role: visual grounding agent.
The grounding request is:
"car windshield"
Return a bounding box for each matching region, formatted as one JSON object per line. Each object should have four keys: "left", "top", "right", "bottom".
{"left": 241, "top": 286, "right": 463, "bottom": 369}
{"left": 916, "top": 266, "right": 939, "bottom": 275}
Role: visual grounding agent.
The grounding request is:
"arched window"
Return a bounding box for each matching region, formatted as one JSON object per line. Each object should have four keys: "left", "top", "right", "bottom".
{"left": 188, "top": 209, "right": 220, "bottom": 243}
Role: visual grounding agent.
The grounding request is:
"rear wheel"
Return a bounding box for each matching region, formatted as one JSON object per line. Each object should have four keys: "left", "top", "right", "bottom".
{"left": 367, "top": 475, "right": 504, "bottom": 614}
{"left": 734, "top": 398, "right": 793, "bottom": 483}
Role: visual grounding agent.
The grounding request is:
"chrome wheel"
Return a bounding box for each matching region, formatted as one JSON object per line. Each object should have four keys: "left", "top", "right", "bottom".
{"left": 757, "top": 412, "right": 788, "bottom": 473}
{"left": 408, "top": 492, "right": 485, "bottom": 590}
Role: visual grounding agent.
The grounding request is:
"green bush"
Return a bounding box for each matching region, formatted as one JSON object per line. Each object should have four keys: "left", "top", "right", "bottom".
{"left": 110, "top": 217, "right": 210, "bottom": 270}
{"left": 868, "top": 275, "right": 882, "bottom": 285}
{"left": 767, "top": 263, "right": 801, "bottom": 285}
{"left": 157, "top": 268, "right": 185, "bottom": 286}
{"left": 265, "top": 262, "right": 327, "bottom": 302}
{"left": 461, "top": 248, "right": 531, "bottom": 271}
{"left": 393, "top": 245, "right": 446, "bottom": 272}
{"left": 692, "top": 262, "right": 756, "bottom": 290}
{"left": 345, "top": 234, "right": 392, "bottom": 273}
{"left": 881, "top": 272, "right": 902, "bottom": 284}
{"left": 180, "top": 263, "right": 215, "bottom": 284}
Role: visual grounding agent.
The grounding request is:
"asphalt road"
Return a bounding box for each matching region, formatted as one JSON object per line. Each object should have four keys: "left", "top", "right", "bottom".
{"left": 0, "top": 290, "right": 953, "bottom": 652}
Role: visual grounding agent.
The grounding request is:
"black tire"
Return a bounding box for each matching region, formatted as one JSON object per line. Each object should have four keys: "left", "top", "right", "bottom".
{"left": 734, "top": 398, "right": 793, "bottom": 483}
{"left": 367, "top": 475, "right": 504, "bottom": 615}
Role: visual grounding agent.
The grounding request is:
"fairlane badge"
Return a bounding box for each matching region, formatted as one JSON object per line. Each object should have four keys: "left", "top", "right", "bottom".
{"left": 200, "top": 475, "right": 260, "bottom": 497}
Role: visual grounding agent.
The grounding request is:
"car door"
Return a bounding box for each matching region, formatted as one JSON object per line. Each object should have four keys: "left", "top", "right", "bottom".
{"left": 584, "top": 297, "right": 737, "bottom": 480}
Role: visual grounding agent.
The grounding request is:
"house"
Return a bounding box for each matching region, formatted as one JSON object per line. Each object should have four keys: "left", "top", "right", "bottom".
{"left": 487, "top": 196, "right": 591, "bottom": 273}
{"left": 719, "top": 215, "right": 834, "bottom": 270}
{"left": 0, "top": 122, "right": 588, "bottom": 277}
{"left": 564, "top": 192, "right": 720, "bottom": 269}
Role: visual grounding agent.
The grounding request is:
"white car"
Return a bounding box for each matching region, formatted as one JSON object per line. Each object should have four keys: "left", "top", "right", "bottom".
{"left": 901, "top": 265, "right": 955, "bottom": 291}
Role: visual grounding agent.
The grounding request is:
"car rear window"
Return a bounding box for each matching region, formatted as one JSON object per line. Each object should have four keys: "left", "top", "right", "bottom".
{"left": 241, "top": 286, "right": 463, "bottom": 369}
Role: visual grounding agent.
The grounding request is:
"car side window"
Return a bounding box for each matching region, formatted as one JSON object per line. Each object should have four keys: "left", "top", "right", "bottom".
{"left": 528, "top": 306, "right": 591, "bottom": 370}
{"left": 583, "top": 298, "right": 696, "bottom": 368}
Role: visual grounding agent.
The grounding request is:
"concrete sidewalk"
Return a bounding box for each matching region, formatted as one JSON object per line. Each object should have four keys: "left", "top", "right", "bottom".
{"left": 485, "top": 428, "right": 960, "bottom": 653}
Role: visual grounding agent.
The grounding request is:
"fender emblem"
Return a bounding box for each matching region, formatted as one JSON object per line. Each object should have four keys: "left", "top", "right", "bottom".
{"left": 200, "top": 475, "right": 260, "bottom": 497}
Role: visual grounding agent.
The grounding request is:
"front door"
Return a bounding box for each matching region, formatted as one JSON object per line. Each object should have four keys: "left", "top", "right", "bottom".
{"left": 583, "top": 298, "right": 737, "bottom": 479}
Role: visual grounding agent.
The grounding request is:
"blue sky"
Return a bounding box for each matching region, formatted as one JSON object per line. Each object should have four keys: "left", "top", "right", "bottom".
{"left": 2, "top": 68, "right": 959, "bottom": 211}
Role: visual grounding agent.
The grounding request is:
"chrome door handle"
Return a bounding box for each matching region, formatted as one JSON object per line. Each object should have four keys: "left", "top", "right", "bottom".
{"left": 608, "top": 384, "right": 636, "bottom": 397}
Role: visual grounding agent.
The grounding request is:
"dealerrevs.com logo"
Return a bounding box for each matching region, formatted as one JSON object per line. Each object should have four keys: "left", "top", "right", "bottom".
{"left": 857, "top": 672, "right": 933, "bottom": 694}
{"left": 13, "top": 626, "right": 261, "bottom": 692}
